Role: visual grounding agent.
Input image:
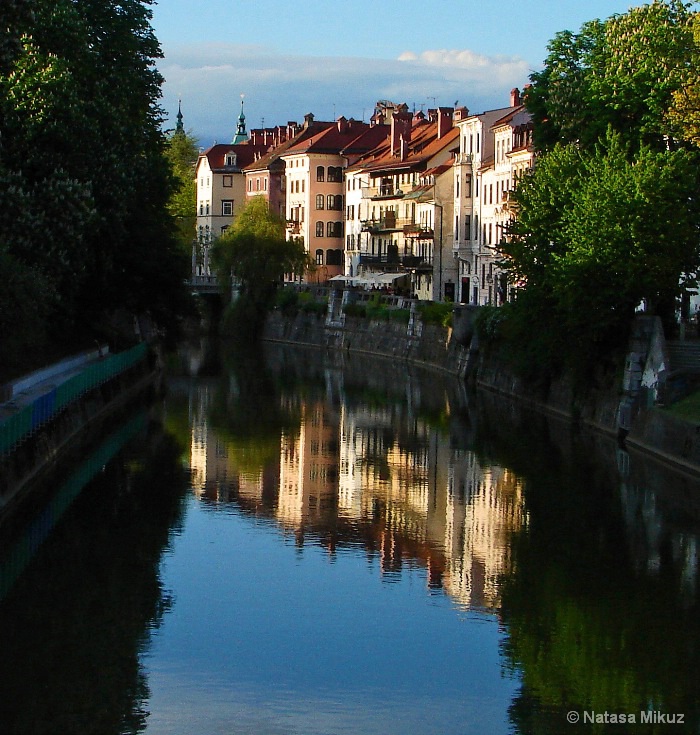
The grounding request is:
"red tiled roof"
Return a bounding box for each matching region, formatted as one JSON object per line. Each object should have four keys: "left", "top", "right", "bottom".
{"left": 200, "top": 142, "right": 269, "bottom": 171}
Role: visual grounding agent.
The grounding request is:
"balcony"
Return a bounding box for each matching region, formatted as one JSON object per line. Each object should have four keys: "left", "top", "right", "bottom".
{"left": 454, "top": 152, "right": 474, "bottom": 165}
{"left": 361, "top": 185, "right": 407, "bottom": 200}
{"left": 403, "top": 223, "right": 434, "bottom": 239}
{"left": 361, "top": 212, "right": 398, "bottom": 232}
{"left": 359, "top": 253, "right": 432, "bottom": 268}
{"left": 286, "top": 220, "right": 302, "bottom": 235}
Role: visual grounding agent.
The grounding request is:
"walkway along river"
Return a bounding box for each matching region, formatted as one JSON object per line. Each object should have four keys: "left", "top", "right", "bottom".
{"left": 0, "top": 337, "right": 698, "bottom": 734}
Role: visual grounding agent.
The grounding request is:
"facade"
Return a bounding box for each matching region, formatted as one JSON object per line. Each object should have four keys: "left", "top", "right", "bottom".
{"left": 345, "top": 106, "right": 460, "bottom": 301}
{"left": 193, "top": 104, "right": 269, "bottom": 276}
{"left": 452, "top": 89, "right": 534, "bottom": 304}
{"left": 281, "top": 115, "right": 388, "bottom": 283}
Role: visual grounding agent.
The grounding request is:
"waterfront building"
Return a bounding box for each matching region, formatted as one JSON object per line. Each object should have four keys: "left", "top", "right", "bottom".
{"left": 346, "top": 105, "right": 460, "bottom": 301}
{"left": 193, "top": 100, "right": 269, "bottom": 276}
{"left": 452, "top": 88, "right": 534, "bottom": 304}
{"left": 281, "top": 115, "right": 389, "bottom": 284}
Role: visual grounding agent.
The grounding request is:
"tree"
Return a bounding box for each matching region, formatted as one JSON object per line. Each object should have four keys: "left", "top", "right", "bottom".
{"left": 165, "top": 126, "right": 198, "bottom": 254}
{"left": 0, "top": 0, "right": 192, "bottom": 365}
{"left": 211, "top": 196, "right": 311, "bottom": 315}
{"left": 499, "top": 131, "right": 700, "bottom": 381}
{"left": 668, "top": 12, "right": 700, "bottom": 146}
{"left": 527, "top": 1, "right": 693, "bottom": 153}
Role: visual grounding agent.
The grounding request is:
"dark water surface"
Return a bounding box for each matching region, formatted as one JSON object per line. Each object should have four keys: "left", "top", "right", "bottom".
{"left": 1, "top": 340, "right": 699, "bottom": 735}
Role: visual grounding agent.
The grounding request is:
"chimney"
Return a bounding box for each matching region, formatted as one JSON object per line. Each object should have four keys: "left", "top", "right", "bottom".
{"left": 391, "top": 108, "right": 412, "bottom": 156}
{"left": 510, "top": 87, "right": 521, "bottom": 107}
{"left": 303, "top": 112, "right": 314, "bottom": 128}
{"left": 337, "top": 115, "right": 348, "bottom": 133}
{"left": 437, "top": 107, "right": 453, "bottom": 139}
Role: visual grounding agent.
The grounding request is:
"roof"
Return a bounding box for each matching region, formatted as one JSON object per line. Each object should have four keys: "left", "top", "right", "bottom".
{"left": 283, "top": 118, "right": 373, "bottom": 157}
{"left": 491, "top": 105, "right": 532, "bottom": 131}
{"left": 242, "top": 121, "right": 335, "bottom": 173}
{"left": 350, "top": 116, "right": 460, "bottom": 176}
{"left": 198, "top": 142, "right": 269, "bottom": 172}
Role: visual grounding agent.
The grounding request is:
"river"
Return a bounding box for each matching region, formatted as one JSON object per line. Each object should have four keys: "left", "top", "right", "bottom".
{"left": 0, "top": 339, "right": 699, "bottom": 735}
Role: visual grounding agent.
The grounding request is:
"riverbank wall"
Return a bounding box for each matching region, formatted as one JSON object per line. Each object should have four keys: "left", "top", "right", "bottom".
{"left": 263, "top": 307, "right": 474, "bottom": 377}
{"left": 263, "top": 306, "right": 700, "bottom": 476}
{"left": 0, "top": 346, "right": 159, "bottom": 523}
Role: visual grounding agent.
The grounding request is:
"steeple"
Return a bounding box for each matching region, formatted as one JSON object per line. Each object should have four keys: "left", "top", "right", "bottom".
{"left": 175, "top": 99, "right": 184, "bottom": 134}
{"left": 232, "top": 94, "right": 248, "bottom": 144}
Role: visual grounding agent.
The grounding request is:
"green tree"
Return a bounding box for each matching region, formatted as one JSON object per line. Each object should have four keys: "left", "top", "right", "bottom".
{"left": 668, "top": 12, "right": 700, "bottom": 146}
{"left": 165, "top": 126, "right": 198, "bottom": 254}
{"left": 211, "top": 196, "right": 311, "bottom": 327}
{"left": 0, "top": 0, "right": 192, "bottom": 366}
{"left": 499, "top": 132, "right": 700, "bottom": 381}
{"left": 527, "top": 0, "right": 693, "bottom": 153}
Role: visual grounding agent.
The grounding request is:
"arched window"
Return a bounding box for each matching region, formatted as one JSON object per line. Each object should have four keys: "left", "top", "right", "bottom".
{"left": 316, "top": 221, "right": 324, "bottom": 237}
{"left": 316, "top": 194, "right": 324, "bottom": 210}
{"left": 316, "top": 166, "right": 325, "bottom": 182}
{"left": 315, "top": 249, "right": 324, "bottom": 265}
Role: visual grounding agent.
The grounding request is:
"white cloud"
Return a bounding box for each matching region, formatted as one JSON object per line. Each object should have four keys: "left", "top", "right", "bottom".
{"left": 158, "top": 43, "right": 532, "bottom": 146}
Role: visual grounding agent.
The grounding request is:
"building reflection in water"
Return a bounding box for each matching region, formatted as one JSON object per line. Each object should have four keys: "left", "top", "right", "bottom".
{"left": 182, "top": 368, "right": 528, "bottom": 614}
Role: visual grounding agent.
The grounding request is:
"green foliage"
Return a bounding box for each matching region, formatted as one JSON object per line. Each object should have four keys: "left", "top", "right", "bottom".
{"left": 417, "top": 301, "right": 453, "bottom": 327}
{"left": 211, "top": 197, "right": 311, "bottom": 313}
{"left": 528, "top": 0, "right": 693, "bottom": 153}
{"left": 0, "top": 0, "right": 192, "bottom": 366}
{"left": 500, "top": 130, "right": 700, "bottom": 382}
{"left": 165, "top": 128, "right": 198, "bottom": 253}
{"left": 342, "top": 302, "right": 367, "bottom": 318}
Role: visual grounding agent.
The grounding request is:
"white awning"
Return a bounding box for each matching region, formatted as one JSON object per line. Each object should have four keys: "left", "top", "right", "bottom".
{"left": 372, "top": 273, "right": 409, "bottom": 285}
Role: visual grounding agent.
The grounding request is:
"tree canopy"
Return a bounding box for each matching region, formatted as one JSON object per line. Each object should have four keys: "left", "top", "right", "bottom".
{"left": 496, "top": 1, "right": 700, "bottom": 383}
{"left": 0, "top": 0, "right": 192, "bottom": 376}
{"left": 211, "top": 196, "right": 311, "bottom": 312}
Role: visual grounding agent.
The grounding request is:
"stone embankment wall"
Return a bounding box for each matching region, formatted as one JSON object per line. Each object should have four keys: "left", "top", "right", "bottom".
{"left": 265, "top": 307, "right": 700, "bottom": 475}
{"left": 263, "top": 310, "right": 473, "bottom": 377}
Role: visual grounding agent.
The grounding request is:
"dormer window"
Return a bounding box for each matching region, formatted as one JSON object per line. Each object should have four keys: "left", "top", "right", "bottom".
{"left": 225, "top": 152, "right": 237, "bottom": 166}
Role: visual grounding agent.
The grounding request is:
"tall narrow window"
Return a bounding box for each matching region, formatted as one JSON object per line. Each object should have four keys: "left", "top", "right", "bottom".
{"left": 316, "top": 166, "right": 325, "bottom": 182}
{"left": 316, "top": 194, "right": 324, "bottom": 210}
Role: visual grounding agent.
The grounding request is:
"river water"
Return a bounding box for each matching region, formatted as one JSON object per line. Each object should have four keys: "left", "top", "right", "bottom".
{"left": 1, "top": 339, "right": 699, "bottom": 735}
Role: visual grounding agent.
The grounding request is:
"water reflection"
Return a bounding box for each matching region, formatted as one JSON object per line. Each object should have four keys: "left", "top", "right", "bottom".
{"left": 173, "top": 338, "right": 700, "bottom": 733}
{"left": 174, "top": 340, "right": 528, "bottom": 615}
{"left": 1, "top": 336, "right": 699, "bottom": 734}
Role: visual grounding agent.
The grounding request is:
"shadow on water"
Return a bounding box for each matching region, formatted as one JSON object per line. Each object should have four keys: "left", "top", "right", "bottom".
{"left": 0, "top": 405, "right": 191, "bottom": 734}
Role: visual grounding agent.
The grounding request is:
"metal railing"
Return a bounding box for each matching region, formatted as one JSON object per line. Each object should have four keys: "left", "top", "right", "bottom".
{"left": 0, "top": 343, "right": 149, "bottom": 457}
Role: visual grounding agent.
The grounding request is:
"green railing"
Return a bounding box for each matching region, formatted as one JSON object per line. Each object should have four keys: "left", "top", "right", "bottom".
{"left": 0, "top": 343, "right": 149, "bottom": 457}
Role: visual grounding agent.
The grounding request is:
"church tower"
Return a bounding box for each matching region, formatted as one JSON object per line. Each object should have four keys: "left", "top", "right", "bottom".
{"left": 232, "top": 95, "right": 248, "bottom": 144}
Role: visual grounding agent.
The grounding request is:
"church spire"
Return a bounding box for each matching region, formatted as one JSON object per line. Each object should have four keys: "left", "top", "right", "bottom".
{"left": 232, "top": 94, "right": 248, "bottom": 144}
{"left": 175, "top": 99, "right": 184, "bottom": 134}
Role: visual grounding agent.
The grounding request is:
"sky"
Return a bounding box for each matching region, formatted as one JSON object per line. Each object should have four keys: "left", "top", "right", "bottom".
{"left": 150, "top": 0, "right": 639, "bottom": 146}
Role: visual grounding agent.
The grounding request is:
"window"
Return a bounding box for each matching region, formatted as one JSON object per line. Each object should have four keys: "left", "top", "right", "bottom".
{"left": 225, "top": 153, "right": 236, "bottom": 166}
{"left": 327, "top": 166, "right": 343, "bottom": 182}
{"left": 465, "top": 215, "right": 471, "bottom": 238}
{"left": 316, "top": 166, "right": 325, "bottom": 182}
{"left": 222, "top": 200, "right": 233, "bottom": 216}
{"left": 327, "top": 221, "right": 342, "bottom": 238}
{"left": 327, "top": 194, "right": 334, "bottom": 210}
{"left": 316, "top": 194, "right": 324, "bottom": 210}
{"left": 316, "top": 222, "right": 324, "bottom": 237}
{"left": 326, "top": 249, "right": 342, "bottom": 266}
{"left": 223, "top": 175, "right": 233, "bottom": 188}
{"left": 199, "top": 202, "right": 204, "bottom": 215}
{"left": 316, "top": 249, "right": 324, "bottom": 265}
{"left": 465, "top": 176, "right": 472, "bottom": 198}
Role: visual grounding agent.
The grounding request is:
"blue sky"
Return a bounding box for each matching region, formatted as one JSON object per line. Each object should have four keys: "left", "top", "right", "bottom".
{"left": 151, "top": 0, "right": 638, "bottom": 145}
